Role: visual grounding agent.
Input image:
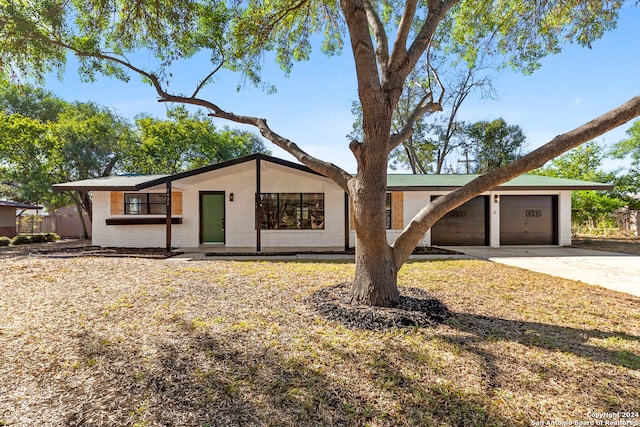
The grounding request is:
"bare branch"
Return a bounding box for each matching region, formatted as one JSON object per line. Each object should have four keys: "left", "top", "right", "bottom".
{"left": 388, "top": 66, "right": 445, "bottom": 150}
{"left": 392, "top": 95, "right": 640, "bottom": 267}
{"left": 362, "top": 0, "right": 389, "bottom": 74}
{"left": 191, "top": 50, "right": 225, "bottom": 98}
{"left": 341, "top": 0, "right": 383, "bottom": 100}
{"left": 389, "top": 95, "right": 442, "bottom": 148}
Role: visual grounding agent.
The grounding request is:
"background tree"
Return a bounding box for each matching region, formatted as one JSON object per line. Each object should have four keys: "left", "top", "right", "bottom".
{"left": 2, "top": 0, "right": 639, "bottom": 306}
{"left": 610, "top": 119, "right": 640, "bottom": 209}
{"left": 0, "top": 83, "right": 65, "bottom": 122}
{"left": 534, "top": 141, "right": 625, "bottom": 231}
{"left": 0, "top": 112, "right": 60, "bottom": 206}
{"left": 0, "top": 84, "right": 269, "bottom": 237}
{"left": 0, "top": 94, "right": 136, "bottom": 237}
{"left": 50, "top": 101, "right": 137, "bottom": 236}
{"left": 349, "top": 54, "right": 495, "bottom": 174}
{"left": 463, "top": 118, "right": 526, "bottom": 174}
{"left": 125, "top": 106, "right": 270, "bottom": 174}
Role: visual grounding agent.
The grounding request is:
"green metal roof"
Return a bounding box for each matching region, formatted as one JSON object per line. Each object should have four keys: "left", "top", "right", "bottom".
{"left": 52, "top": 154, "right": 613, "bottom": 192}
{"left": 387, "top": 174, "right": 613, "bottom": 191}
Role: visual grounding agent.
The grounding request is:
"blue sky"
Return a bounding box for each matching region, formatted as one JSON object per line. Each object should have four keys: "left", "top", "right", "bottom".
{"left": 43, "top": 5, "right": 640, "bottom": 174}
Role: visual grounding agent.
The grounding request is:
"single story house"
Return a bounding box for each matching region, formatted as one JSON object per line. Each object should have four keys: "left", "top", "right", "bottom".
{"left": 52, "top": 154, "right": 612, "bottom": 251}
{"left": 0, "top": 201, "right": 42, "bottom": 238}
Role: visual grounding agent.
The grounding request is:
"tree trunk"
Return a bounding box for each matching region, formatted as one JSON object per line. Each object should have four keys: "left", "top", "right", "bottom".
{"left": 351, "top": 232, "right": 399, "bottom": 307}
{"left": 348, "top": 146, "right": 400, "bottom": 307}
{"left": 74, "top": 200, "right": 89, "bottom": 239}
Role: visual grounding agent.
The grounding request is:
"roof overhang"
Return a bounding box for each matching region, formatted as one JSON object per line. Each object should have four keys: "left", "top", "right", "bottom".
{"left": 52, "top": 154, "right": 322, "bottom": 192}
{"left": 0, "top": 201, "right": 42, "bottom": 209}
{"left": 51, "top": 154, "right": 615, "bottom": 193}
{"left": 388, "top": 184, "right": 615, "bottom": 191}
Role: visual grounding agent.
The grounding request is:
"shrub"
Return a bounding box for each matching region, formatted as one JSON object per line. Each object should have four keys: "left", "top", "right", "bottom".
{"left": 44, "top": 232, "right": 61, "bottom": 242}
{"left": 0, "top": 236, "right": 10, "bottom": 246}
{"left": 11, "top": 235, "right": 32, "bottom": 245}
{"left": 29, "top": 234, "right": 46, "bottom": 244}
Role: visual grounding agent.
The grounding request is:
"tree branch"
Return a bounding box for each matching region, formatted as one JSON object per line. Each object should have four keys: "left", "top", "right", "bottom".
{"left": 191, "top": 51, "right": 225, "bottom": 98}
{"left": 405, "top": 0, "right": 458, "bottom": 74}
{"left": 341, "top": 0, "right": 383, "bottom": 103}
{"left": 392, "top": 95, "right": 640, "bottom": 267}
{"left": 45, "top": 37, "right": 353, "bottom": 191}
{"left": 362, "top": 0, "right": 389, "bottom": 74}
{"left": 389, "top": 96, "right": 442, "bottom": 148}
{"left": 388, "top": 0, "right": 419, "bottom": 71}
{"left": 389, "top": 68, "right": 444, "bottom": 149}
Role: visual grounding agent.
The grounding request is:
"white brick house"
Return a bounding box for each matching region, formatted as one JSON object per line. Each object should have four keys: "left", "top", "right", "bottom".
{"left": 53, "top": 154, "right": 612, "bottom": 250}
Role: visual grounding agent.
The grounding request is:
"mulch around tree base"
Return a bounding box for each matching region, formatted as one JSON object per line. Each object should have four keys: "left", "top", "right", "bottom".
{"left": 306, "top": 283, "right": 451, "bottom": 330}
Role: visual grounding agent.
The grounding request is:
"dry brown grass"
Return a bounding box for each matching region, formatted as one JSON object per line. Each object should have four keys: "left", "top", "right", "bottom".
{"left": 572, "top": 236, "right": 640, "bottom": 255}
{"left": 1, "top": 255, "right": 639, "bottom": 426}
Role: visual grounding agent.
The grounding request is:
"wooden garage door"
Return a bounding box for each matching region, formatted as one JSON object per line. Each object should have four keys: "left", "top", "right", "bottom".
{"left": 500, "top": 195, "right": 557, "bottom": 245}
{"left": 431, "top": 196, "right": 489, "bottom": 246}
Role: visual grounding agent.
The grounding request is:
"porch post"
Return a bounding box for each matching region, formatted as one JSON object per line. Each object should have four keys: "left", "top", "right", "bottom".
{"left": 344, "top": 192, "right": 350, "bottom": 251}
{"left": 255, "top": 157, "right": 261, "bottom": 252}
{"left": 166, "top": 181, "right": 172, "bottom": 252}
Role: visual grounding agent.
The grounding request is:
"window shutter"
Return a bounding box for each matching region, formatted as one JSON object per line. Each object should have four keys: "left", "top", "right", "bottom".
{"left": 171, "top": 191, "right": 183, "bottom": 215}
{"left": 110, "top": 192, "right": 123, "bottom": 215}
{"left": 392, "top": 192, "right": 404, "bottom": 229}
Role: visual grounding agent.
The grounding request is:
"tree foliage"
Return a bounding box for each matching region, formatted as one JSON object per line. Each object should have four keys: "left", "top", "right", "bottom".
{"left": 0, "top": 84, "right": 268, "bottom": 225}
{"left": 126, "top": 107, "right": 270, "bottom": 174}
{"left": 463, "top": 118, "right": 526, "bottom": 174}
{"left": 610, "top": 119, "right": 640, "bottom": 209}
{"left": 1, "top": 0, "right": 638, "bottom": 306}
{"left": 534, "top": 142, "right": 625, "bottom": 229}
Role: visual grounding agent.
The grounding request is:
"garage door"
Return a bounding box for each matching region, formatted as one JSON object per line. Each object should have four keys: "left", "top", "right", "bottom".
{"left": 500, "top": 195, "right": 557, "bottom": 245}
{"left": 431, "top": 196, "right": 489, "bottom": 246}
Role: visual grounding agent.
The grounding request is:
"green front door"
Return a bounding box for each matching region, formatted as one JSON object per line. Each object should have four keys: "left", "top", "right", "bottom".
{"left": 201, "top": 193, "right": 225, "bottom": 243}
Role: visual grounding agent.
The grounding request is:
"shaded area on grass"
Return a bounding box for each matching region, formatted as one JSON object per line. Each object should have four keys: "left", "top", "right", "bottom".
{"left": 451, "top": 313, "right": 640, "bottom": 371}
{"left": 308, "top": 283, "right": 640, "bottom": 370}
{"left": 2, "top": 257, "right": 639, "bottom": 426}
{"left": 57, "top": 317, "right": 518, "bottom": 426}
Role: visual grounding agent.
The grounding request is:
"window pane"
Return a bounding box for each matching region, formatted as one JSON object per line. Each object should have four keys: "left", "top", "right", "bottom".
{"left": 260, "top": 193, "right": 278, "bottom": 229}
{"left": 259, "top": 193, "right": 325, "bottom": 230}
{"left": 278, "top": 194, "right": 301, "bottom": 229}
{"left": 125, "top": 194, "right": 146, "bottom": 215}
{"left": 124, "top": 193, "right": 166, "bottom": 215}
{"left": 149, "top": 203, "right": 166, "bottom": 214}
{"left": 302, "top": 193, "right": 324, "bottom": 229}
{"left": 149, "top": 193, "right": 166, "bottom": 204}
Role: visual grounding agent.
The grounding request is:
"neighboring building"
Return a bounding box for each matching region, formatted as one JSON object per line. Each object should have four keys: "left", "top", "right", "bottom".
{"left": 0, "top": 201, "right": 42, "bottom": 238}
{"left": 52, "top": 154, "right": 612, "bottom": 250}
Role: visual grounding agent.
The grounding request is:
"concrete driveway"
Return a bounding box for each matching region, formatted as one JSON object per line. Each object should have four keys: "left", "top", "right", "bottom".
{"left": 445, "top": 246, "right": 640, "bottom": 297}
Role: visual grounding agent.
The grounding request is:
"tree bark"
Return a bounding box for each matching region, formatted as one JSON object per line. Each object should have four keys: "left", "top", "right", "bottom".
{"left": 348, "top": 165, "right": 400, "bottom": 307}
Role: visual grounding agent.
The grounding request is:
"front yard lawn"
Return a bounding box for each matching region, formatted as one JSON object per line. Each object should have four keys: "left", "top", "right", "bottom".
{"left": 1, "top": 256, "right": 638, "bottom": 426}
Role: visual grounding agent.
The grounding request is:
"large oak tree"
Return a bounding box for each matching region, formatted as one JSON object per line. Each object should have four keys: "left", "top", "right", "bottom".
{"left": 3, "top": 0, "right": 640, "bottom": 306}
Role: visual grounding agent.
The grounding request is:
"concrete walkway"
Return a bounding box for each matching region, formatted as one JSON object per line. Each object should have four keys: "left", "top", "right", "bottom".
{"left": 446, "top": 246, "right": 640, "bottom": 297}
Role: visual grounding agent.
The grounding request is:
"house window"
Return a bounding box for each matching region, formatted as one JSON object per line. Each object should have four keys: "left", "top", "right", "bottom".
{"left": 259, "top": 193, "right": 324, "bottom": 229}
{"left": 124, "top": 193, "right": 167, "bottom": 215}
{"left": 386, "top": 193, "right": 392, "bottom": 229}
